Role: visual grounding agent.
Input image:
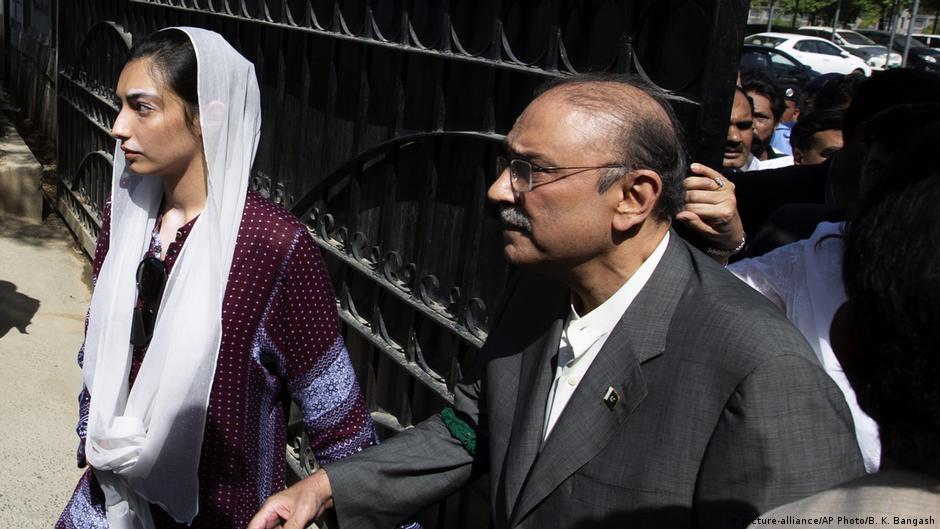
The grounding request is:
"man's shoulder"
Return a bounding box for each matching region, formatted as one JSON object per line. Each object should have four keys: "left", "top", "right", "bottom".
{"left": 673, "top": 234, "right": 781, "bottom": 311}
{"left": 668, "top": 237, "right": 819, "bottom": 370}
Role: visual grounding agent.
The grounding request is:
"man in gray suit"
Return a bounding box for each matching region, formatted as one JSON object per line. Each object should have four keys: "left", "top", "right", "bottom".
{"left": 249, "top": 76, "right": 864, "bottom": 529}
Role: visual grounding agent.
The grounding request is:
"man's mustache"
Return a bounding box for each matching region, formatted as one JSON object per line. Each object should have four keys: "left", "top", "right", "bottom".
{"left": 498, "top": 205, "right": 532, "bottom": 233}
{"left": 724, "top": 142, "right": 744, "bottom": 154}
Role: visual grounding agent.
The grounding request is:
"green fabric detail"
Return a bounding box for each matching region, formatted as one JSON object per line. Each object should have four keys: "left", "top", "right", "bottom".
{"left": 440, "top": 407, "right": 476, "bottom": 456}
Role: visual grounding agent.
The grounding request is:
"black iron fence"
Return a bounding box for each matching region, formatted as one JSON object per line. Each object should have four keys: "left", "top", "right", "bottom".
{"left": 2, "top": 0, "right": 56, "bottom": 142}
{"left": 7, "top": 0, "right": 749, "bottom": 527}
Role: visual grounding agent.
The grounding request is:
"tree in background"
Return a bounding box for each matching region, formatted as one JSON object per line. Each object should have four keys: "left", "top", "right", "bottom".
{"left": 752, "top": 0, "right": 937, "bottom": 30}
{"left": 764, "top": 0, "right": 850, "bottom": 27}
{"left": 923, "top": 0, "right": 940, "bottom": 32}
{"left": 865, "top": 0, "right": 914, "bottom": 30}
{"left": 870, "top": 0, "right": 939, "bottom": 33}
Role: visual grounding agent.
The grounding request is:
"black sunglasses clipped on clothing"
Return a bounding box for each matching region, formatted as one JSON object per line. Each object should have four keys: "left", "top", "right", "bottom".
{"left": 130, "top": 256, "right": 167, "bottom": 347}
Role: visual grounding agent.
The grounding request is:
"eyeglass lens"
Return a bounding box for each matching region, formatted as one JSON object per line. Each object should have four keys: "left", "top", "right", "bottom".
{"left": 495, "top": 156, "right": 533, "bottom": 193}
{"left": 509, "top": 159, "right": 532, "bottom": 192}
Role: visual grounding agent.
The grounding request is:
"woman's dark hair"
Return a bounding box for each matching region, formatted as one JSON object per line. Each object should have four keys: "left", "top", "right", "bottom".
{"left": 126, "top": 28, "right": 199, "bottom": 130}
{"left": 843, "top": 126, "right": 940, "bottom": 476}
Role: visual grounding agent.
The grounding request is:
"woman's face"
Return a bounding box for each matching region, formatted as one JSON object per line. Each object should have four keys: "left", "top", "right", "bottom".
{"left": 112, "top": 58, "right": 202, "bottom": 178}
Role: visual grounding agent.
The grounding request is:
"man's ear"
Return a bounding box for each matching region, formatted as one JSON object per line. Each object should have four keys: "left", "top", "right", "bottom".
{"left": 611, "top": 169, "right": 662, "bottom": 232}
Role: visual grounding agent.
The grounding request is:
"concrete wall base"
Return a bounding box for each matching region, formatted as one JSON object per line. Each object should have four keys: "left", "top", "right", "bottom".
{"left": 0, "top": 116, "right": 42, "bottom": 222}
{"left": 54, "top": 185, "right": 100, "bottom": 259}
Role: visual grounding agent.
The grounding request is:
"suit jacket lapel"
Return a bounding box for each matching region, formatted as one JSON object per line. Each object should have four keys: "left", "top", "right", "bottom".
{"left": 509, "top": 232, "right": 693, "bottom": 526}
{"left": 499, "top": 313, "right": 565, "bottom": 522}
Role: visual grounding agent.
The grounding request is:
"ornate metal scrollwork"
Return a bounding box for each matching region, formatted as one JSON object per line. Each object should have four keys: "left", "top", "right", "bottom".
{"left": 464, "top": 297, "right": 489, "bottom": 342}
{"left": 409, "top": 327, "right": 446, "bottom": 384}
{"left": 251, "top": 170, "right": 272, "bottom": 199}
{"left": 418, "top": 274, "right": 446, "bottom": 314}
{"left": 382, "top": 250, "right": 414, "bottom": 292}
{"left": 339, "top": 283, "right": 368, "bottom": 326}
{"left": 316, "top": 212, "right": 334, "bottom": 242}
{"left": 331, "top": 225, "right": 349, "bottom": 249}
{"left": 349, "top": 231, "right": 370, "bottom": 262}
{"left": 373, "top": 306, "right": 403, "bottom": 353}
{"left": 271, "top": 180, "right": 292, "bottom": 206}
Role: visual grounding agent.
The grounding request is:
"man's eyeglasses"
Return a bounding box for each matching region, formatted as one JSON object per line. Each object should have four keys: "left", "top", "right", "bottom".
{"left": 497, "top": 157, "right": 629, "bottom": 193}
{"left": 130, "top": 256, "right": 167, "bottom": 347}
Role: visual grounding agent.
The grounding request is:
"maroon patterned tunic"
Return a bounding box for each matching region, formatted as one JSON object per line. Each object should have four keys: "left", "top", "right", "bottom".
{"left": 57, "top": 191, "right": 377, "bottom": 528}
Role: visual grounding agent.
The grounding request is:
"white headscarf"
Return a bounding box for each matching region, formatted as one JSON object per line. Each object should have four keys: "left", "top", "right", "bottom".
{"left": 81, "top": 27, "right": 261, "bottom": 528}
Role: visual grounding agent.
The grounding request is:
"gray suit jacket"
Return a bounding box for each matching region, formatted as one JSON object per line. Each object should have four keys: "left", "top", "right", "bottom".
{"left": 326, "top": 233, "right": 865, "bottom": 529}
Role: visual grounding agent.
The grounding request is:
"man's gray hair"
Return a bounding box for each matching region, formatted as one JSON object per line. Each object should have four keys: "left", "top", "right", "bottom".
{"left": 535, "top": 74, "right": 688, "bottom": 221}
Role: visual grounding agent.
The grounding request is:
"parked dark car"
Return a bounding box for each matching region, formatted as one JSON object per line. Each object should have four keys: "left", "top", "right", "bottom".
{"left": 856, "top": 30, "right": 940, "bottom": 73}
{"left": 740, "top": 43, "right": 820, "bottom": 86}
{"left": 913, "top": 34, "right": 940, "bottom": 49}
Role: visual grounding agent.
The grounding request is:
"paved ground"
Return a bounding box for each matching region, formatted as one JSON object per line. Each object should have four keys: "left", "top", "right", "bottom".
{"left": 0, "top": 211, "right": 92, "bottom": 528}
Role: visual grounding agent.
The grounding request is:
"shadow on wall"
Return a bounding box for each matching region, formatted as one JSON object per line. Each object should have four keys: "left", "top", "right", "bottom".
{"left": 0, "top": 279, "right": 40, "bottom": 338}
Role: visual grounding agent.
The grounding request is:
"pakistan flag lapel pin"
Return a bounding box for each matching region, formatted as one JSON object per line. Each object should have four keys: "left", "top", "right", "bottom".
{"left": 603, "top": 386, "right": 621, "bottom": 410}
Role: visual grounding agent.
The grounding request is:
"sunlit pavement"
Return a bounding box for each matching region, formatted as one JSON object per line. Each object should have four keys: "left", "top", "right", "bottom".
{"left": 0, "top": 211, "right": 90, "bottom": 528}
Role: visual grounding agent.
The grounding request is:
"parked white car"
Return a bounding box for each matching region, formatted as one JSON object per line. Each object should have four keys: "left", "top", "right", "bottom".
{"left": 798, "top": 26, "right": 902, "bottom": 70}
{"left": 745, "top": 33, "right": 873, "bottom": 76}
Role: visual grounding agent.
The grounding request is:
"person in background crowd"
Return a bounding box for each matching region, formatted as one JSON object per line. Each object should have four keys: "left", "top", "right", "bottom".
{"left": 748, "top": 126, "right": 940, "bottom": 527}
{"left": 799, "top": 73, "right": 842, "bottom": 116}
{"left": 678, "top": 159, "right": 746, "bottom": 265}
{"left": 790, "top": 109, "right": 843, "bottom": 165}
{"left": 857, "top": 103, "right": 940, "bottom": 200}
{"left": 769, "top": 83, "right": 801, "bottom": 156}
{"left": 728, "top": 105, "right": 940, "bottom": 475}
{"left": 812, "top": 72, "right": 863, "bottom": 115}
{"left": 741, "top": 70, "right": 787, "bottom": 160}
{"left": 829, "top": 69, "right": 940, "bottom": 208}
{"left": 250, "top": 74, "right": 863, "bottom": 529}
{"left": 723, "top": 86, "right": 759, "bottom": 171}
{"left": 728, "top": 69, "right": 940, "bottom": 258}
{"left": 56, "top": 28, "right": 377, "bottom": 529}
{"left": 780, "top": 83, "right": 801, "bottom": 123}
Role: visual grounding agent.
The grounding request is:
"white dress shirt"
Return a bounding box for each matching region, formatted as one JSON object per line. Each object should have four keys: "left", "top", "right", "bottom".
{"left": 757, "top": 155, "right": 794, "bottom": 170}
{"left": 543, "top": 232, "right": 670, "bottom": 440}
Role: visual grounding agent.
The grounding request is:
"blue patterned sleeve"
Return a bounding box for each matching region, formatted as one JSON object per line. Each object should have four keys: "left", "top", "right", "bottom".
{"left": 75, "top": 380, "right": 89, "bottom": 468}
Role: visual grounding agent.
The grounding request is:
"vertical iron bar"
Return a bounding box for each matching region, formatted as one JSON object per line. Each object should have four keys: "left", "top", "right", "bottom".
{"left": 903, "top": 0, "right": 921, "bottom": 67}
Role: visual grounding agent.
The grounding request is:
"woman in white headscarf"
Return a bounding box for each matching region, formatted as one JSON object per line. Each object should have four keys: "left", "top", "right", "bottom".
{"left": 57, "top": 27, "right": 377, "bottom": 529}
